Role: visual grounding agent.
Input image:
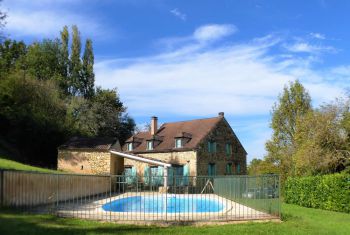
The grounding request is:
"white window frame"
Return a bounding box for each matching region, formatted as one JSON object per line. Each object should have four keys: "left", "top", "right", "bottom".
{"left": 127, "top": 143, "right": 133, "bottom": 151}
{"left": 147, "top": 141, "right": 153, "bottom": 150}
{"left": 175, "top": 138, "right": 182, "bottom": 148}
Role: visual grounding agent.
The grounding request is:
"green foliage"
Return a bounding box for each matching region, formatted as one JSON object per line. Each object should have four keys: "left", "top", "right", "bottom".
{"left": 70, "top": 25, "right": 82, "bottom": 96}
{"left": 294, "top": 102, "right": 350, "bottom": 175}
{"left": 81, "top": 39, "right": 94, "bottom": 98}
{"left": 0, "top": 40, "right": 26, "bottom": 77}
{"left": 284, "top": 173, "right": 350, "bottom": 213}
{"left": 248, "top": 158, "right": 279, "bottom": 175}
{"left": 266, "top": 80, "right": 312, "bottom": 179}
{"left": 25, "top": 39, "right": 65, "bottom": 81}
{"left": 0, "top": 72, "right": 68, "bottom": 166}
{"left": 0, "top": 26, "right": 135, "bottom": 167}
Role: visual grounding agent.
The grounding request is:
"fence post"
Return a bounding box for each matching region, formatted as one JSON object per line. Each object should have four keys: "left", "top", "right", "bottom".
{"left": 0, "top": 169, "right": 4, "bottom": 207}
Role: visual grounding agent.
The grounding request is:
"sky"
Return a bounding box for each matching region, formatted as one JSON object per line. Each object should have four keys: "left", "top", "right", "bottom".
{"left": 2, "top": 0, "right": 350, "bottom": 162}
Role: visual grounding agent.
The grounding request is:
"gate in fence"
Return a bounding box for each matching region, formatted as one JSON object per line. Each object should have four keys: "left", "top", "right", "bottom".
{"left": 0, "top": 169, "right": 280, "bottom": 222}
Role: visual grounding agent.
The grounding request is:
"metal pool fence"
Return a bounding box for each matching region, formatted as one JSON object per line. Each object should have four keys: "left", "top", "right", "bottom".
{"left": 0, "top": 169, "right": 280, "bottom": 222}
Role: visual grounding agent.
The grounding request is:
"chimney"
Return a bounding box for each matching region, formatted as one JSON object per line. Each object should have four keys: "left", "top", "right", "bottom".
{"left": 218, "top": 112, "right": 224, "bottom": 117}
{"left": 151, "top": 116, "right": 158, "bottom": 135}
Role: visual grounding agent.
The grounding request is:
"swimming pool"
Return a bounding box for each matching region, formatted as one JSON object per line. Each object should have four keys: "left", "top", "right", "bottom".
{"left": 102, "top": 195, "right": 224, "bottom": 213}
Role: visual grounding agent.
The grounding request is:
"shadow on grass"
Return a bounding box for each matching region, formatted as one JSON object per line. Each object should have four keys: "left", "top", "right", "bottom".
{"left": 0, "top": 210, "right": 165, "bottom": 235}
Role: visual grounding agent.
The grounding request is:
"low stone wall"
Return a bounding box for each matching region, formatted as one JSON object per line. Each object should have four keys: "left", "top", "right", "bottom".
{"left": 0, "top": 170, "right": 110, "bottom": 207}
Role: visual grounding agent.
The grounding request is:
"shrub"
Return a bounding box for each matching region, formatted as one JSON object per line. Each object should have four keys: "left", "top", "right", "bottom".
{"left": 284, "top": 173, "right": 350, "bottom": 213}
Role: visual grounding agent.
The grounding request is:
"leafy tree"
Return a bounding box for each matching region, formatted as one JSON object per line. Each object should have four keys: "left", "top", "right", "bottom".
{"left": 248, "top": 158, "right": 279, "bottom": 175}
{"left": 0, "top": 71, "right": 67, "bottom": 167}
{"left": 70, "top": 25, "right": 82, "bottom": 96}
{"left": 293, "top": 101, "right": 350, "bottom": 175}
{"left": 0, "top": 39, "right": 26, "bottom": 78}
{"left": 265, "top": 80, "right": 312, "bottom": 178}
{"left": 81, "top": 39, "right": 95, "bottom": 98}
{"left": 25, "top": 39, "right": 64, "bottom": 81}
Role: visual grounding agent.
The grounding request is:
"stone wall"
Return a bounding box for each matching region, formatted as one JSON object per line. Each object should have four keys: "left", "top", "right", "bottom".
{"left": 196, "top": 118, "right": 247, "bottom": 175}
{"left": 1, "top": 170, "right": 110, "bottom": 206}
{"left": 124, "top": 151, "right": 197, "bottom": 177}
{"left": 57, "top": 150, "right": 111, "bottom": 175}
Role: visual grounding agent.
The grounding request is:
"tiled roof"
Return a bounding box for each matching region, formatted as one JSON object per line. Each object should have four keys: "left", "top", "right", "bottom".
{"left": 124, "top": 116, "right": 223, "bottom": 153}
{"left": 59, "top": 137, "right": 118, "bottom": 151}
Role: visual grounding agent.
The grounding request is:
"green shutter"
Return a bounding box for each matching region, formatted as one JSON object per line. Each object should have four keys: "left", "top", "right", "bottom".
{"left": 237, "top": 164, "right": 240, "bottom": 174}
{"left": 144, "top": 166, "right": 150, "bottom": 185}
{"left": 208, "top": 141, "right": 211, "bottom": 152}
{"left": 168, "top": 167, "right": 174, "bottom": 186}
{"left": 157, "top": 166, "right": 163, "bottom": 185}
{"left": 183, "top": 164, "right": 189, "bottom": 186}
{"left": 213, "top": 142, "right": 217, "bottom": 153}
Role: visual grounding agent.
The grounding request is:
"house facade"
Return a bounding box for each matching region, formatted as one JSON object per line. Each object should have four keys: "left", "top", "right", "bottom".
{"left": 57, "top": 112, "right": 247, "bottom": 178}
{"left": 122, "top": 112, "right": 247, "bottom": 179}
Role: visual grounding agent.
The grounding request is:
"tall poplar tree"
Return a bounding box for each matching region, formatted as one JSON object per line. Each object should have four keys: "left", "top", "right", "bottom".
{"left": 70, "top": 25, "right": 82, "bottom": 96}
{"left": 81, "top": 39, "right": 94, "bottom": 98}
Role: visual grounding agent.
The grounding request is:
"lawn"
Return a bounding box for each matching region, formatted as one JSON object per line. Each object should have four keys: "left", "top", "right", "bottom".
{"left": 0, "top": 203, "right": 349, "bottom": 235}
{"left": 0, "top": 157, "right": 60, "bottom": 174}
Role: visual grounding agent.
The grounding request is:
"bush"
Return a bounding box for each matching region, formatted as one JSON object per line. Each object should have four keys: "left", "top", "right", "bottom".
{"left": 284, "top": 173, "right": 350, "bottom": 213}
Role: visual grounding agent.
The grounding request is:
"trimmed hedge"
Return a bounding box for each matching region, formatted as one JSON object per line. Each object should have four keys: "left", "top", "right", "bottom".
{"left": 284, "top": 173, "right": 350, "bottom": 213}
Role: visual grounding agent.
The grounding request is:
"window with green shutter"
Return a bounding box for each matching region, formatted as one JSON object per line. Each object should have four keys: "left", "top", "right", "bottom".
{"left": 236, "top": 164, "right": 240, "bottom": 174}
{"left": 226, "top": 163, "right": 233, "bottom": 175}
{"left": 225, "top": 143, "right": 232, "bottom": 156}
{"left": 208, "top": 141, "right": 217, "bottom": 153}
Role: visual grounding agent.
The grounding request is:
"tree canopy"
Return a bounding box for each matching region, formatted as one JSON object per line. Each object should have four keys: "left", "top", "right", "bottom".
{"left": 0, "top": 25, "right": 135, "bottom": 167}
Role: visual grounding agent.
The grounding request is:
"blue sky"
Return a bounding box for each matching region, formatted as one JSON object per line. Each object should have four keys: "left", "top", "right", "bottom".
{"left": 2, "top": 0, "right": 350, "bottom": 162}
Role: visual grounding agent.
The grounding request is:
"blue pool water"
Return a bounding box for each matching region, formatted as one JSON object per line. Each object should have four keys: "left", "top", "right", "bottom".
{"left": 102, "top": 195, "right": 224, "bottom": 213}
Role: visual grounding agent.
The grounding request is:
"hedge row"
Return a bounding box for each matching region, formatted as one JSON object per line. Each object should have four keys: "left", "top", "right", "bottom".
{"left": 284, "top": 173, "right": 350, "bottom": 213}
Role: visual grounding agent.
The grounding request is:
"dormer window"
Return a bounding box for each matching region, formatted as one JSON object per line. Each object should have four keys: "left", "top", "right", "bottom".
{"left": 127, "top": 143, "right": 133, "bottom": 151}
{"left": 147, "top": 140, "right": 153, "bottom": 150}
{"left": 174, "top": 132, "right": 192, "bottom": 149}
{"left": 175, "top": 138, "right": 182, "bottom": 148}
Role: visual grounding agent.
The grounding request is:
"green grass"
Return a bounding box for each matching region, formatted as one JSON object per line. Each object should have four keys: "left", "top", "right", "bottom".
{"left": 0, "top": 157, "right": 60, "bottom": 174}
{"left": 0, "top": 203, "right": 349, "bottom": 235}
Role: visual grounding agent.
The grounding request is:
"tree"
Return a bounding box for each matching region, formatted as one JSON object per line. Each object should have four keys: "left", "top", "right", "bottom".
{"left": 59, "top": 26, "right": 69, "bottom": 93}
{"left": 265, "top": 80, "right": 312, "bottom": 178}
{"left": 0, "top": 39, "right": 26, "bottom": 78}
{"left": 293, "top": 100, "right": 350, "bottom": 175}
{"left": 0, "top": 71, "right": 67, "bottom": 167}
{"left": 69, "top": 25, "right": 82, "bottom": 96}
{"left": 248, "top": 158, "right": 279, "bottom": 175}
{"left": 81, "top": 39, "right": 94, "bottom": 98}
{"left": 25, "top": 39, "right": 64, "bottom": 81}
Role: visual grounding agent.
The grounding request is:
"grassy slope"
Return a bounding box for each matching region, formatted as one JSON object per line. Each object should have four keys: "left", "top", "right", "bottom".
{"left": 0, "top": 157, "right": 59, "bottom": 174}
{"left": 0, "top": 203, "right": 349, "bottom": 235}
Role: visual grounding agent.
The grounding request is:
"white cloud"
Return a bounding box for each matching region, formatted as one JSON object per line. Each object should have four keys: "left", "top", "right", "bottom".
{"left": 284, "top": 42, "right": 337, "bottom": 54}
{"left": 5, "top": 10, "right": 101, "bottom": 38}
{"left": 3, "top": 0, "right": 103, "bottom": 39}
{"left": 94, "top": 25, "right": 347, "bottom": 158}
{"left": 170, "top": 8, "right": 186, "bottom": 21}
{"left": 95, "top": 27, "right": 345, "bottom": 117}
{"left": 310, "top": 32, "right": 326, "bottom": 40}
{"left": 193, "top": 24, "right": 237, "bottom": 42}
{"left": 284, "top": 42, "right": 336, "bottom": 53}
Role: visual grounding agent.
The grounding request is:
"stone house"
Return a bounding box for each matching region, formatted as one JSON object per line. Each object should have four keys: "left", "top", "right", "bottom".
{"left": 57, "top": 137, "right": 124, "bottom": 175}
{"left": 122, "top": 112, "right": 247, "bottom": 180}
{"left": 57, "top": 112, "right": 247, "bottom": 179}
